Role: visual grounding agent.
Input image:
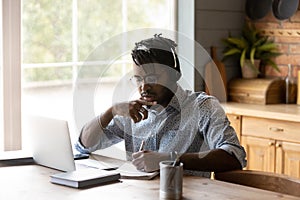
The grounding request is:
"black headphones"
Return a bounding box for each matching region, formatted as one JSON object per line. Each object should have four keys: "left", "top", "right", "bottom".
{"left": 171, "top": 49, "right": 182, "bottom": 81}
{"left": 132, "top": 34, "right": 182, "bottom": 81}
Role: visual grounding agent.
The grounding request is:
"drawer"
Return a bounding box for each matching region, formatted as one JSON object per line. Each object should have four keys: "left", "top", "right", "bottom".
{"left": 242, "top": 116, "right": 300, "bottom": 142}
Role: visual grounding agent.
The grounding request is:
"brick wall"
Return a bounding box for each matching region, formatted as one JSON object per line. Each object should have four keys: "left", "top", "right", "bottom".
{"left": 252, "top": 9, "right": 300, "bottom": 79}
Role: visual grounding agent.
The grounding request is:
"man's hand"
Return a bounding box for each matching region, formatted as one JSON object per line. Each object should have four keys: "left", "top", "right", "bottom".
{"left": 112, "top": 100, "right": 156, "bottom": 123}
{"left": 132, "top": 151, "right": 170, "bottom": 172}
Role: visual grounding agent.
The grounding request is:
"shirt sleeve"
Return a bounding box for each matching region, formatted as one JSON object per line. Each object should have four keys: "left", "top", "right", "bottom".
{"left": 199, "top": 96, "right": 247, "bottom": 168}
{"left": 75, "top": 115, "right": 124, "bottom": 154}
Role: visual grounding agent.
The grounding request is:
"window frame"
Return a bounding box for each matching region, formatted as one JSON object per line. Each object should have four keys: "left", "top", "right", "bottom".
{"left": 1, "top": 0, "right": 22, "bottom": 151}
{"left": 1, "top": 0, "right": 194, "bottom": 153}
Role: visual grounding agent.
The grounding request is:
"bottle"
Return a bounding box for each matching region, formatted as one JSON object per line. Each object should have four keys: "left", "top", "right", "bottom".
{"left": 285, "top": 64, "right": 297, "bottom": 104}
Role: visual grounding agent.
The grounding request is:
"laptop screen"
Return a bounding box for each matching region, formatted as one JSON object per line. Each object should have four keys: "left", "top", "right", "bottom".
{"left": 25, "top": 115, "right": 76, "bottom": 172}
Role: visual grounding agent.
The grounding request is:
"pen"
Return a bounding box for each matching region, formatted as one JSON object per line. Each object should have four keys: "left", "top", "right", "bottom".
{"left": 172, "top": 151, "right": 180, "bottom": 167}
{"left": 139, "top": 140, "right": 145, "bottom": 151}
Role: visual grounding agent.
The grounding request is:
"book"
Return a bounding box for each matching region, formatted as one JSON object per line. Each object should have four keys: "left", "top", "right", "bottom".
{"left": 50, "top": 168, "right": 120, "bottom": 188}
{"left": 116, "top": 162, "right": 159, "bottom": 180}
{"left": 0, "top": 150, "right": 34, "bottom": 166}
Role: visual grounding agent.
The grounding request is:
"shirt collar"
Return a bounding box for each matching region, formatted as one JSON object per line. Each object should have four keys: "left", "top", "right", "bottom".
{"left": 167, "top": 84, "right": 186, "bottom": 112}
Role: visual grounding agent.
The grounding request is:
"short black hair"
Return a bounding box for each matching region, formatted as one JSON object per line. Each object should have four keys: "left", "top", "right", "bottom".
{"left": 131, "top": 34, "right": 181, "bottom": 74}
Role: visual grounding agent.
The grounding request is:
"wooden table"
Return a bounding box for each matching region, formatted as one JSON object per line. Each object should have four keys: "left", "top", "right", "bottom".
{"left": 0, "top": 164, "right": 299, "bottom": 200}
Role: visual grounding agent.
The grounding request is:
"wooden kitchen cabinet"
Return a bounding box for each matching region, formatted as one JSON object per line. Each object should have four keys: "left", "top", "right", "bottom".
{"left": 241, "top": 136, "right": 275, "bottom": 172}
{"left": 227, "top": 114, "right": 241, "bottom": 141}
{"left": 223, "top": 103, "right": 300, "bottom": 179}
{"left": 241, "top": 116, "right": 300, "bottom": 179}
{"left": 276, "top": 141, "right": 300, "bottom": 178}
{"left": 242, "top": 136, "right": 300, "bottom": 178}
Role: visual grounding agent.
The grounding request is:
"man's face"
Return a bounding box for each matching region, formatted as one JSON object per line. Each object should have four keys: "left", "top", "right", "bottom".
{"left": 132, "top": 63, "right": 177, "bottom": 108}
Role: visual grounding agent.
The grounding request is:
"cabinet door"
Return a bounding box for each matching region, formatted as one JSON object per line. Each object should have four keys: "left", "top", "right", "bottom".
{"left": 276, "top": 141, "right": 300, "bottom": 179}
{"left": 241, "top": 136, "right": 275, "bottom": 172}
{"left": 227, "top": 114, "right": 241, "bottom": 141}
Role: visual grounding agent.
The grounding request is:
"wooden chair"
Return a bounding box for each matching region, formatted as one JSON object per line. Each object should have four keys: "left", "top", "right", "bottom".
{"left": 214, "top": 170, "right": 300, "bottom": 197}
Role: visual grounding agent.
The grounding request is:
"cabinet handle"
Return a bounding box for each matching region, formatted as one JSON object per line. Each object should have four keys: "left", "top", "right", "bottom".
{"left": 233, "top": 116, "right": 240, "bottom": 120}
{"left": 269, "top": 127, "right": 284, "bottom": 132}
{"left": 268, "top": 142, "right": 275, "bottom": 146}
{"left": 276, "top": 143, "right": 282, "bottom": 148}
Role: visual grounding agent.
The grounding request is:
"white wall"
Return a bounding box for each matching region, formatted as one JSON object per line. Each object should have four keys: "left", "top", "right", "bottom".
{"left": 195, "top": 0, "right": 246, "bottom": 90}
{"left": 177, "top": 0, "right": 195, "bottom": 91}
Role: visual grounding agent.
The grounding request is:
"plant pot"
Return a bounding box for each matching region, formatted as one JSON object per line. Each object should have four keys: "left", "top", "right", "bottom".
{"left": 241, "top": 59, "right": 260, "bottom": 78}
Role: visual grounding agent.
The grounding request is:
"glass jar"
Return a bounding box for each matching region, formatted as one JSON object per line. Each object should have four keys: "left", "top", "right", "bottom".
{"left": 285, "top": 64, "right": 298, "bottom": 104}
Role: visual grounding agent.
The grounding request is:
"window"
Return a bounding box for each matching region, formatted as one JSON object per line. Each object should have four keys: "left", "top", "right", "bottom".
{"left": 0, "top": 0, "right": 176, "bottom": 152}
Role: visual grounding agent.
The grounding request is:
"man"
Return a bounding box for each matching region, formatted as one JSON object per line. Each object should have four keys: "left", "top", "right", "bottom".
{"left": 76, "top": 34, "right": 246, "bottom": 177}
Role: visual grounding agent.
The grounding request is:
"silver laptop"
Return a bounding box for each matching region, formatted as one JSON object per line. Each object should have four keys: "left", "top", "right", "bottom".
{"left": 26, "top": 115, "right": 118, "bottom": 172}
{"left": 26, "top": 115, "right": 77, "bottom": 172}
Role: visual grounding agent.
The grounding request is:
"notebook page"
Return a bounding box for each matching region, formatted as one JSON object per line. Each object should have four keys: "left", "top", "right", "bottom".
{"left": 116, "top": 162, "right": 159, "bottom": 180}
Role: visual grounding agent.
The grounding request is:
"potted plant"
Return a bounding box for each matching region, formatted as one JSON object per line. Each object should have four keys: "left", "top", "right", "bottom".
{"left": 222, "top": 22, "right": 281, "bottom": 78}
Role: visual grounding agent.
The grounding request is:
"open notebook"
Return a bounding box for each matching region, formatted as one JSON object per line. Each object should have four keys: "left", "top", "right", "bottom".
{"left": 116, "top": 162, "right": 159, "bottom": 180}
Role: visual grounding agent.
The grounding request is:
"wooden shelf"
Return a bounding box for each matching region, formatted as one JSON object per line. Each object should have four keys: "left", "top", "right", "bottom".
{"left": 261, "top": 29, "right": 300, "bottom": 37}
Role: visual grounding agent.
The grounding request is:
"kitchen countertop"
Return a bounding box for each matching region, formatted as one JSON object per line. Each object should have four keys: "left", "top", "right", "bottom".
{"left": 221, "top": 102, "right": 300, "bottom": 123}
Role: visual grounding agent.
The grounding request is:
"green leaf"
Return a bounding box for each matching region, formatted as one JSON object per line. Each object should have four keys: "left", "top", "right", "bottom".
{"left": 240, "top": 49, "right": 246, "bottom": 67}
{"left": 250, "top": 48, "right": 256, "bottom": 64}
{"left": 266, "top": 59, "right": 280, "bottom": 72}
{"left": 257, "top": 43, "right": 277, "bottom": 52}
{"left": 223, "top": 48, "right": 242, "bottom": 57}
{"left": 223, "top": 37, "right": 247, "bottom": 49}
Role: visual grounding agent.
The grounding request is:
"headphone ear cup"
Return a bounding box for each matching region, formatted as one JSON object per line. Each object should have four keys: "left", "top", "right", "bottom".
{"left": 172, "top": 71, "right": 181, "bottom": 81}
{"left": 174, "top": 71, "right": 181, "bottom": 81}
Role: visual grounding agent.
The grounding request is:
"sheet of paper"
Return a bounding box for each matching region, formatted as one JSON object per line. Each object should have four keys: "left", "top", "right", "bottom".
{"left": 75, "top": 159, "right": 118, "bottom": 170}
{"left": 116, "top": 162, "right": 159, "bottom": 180}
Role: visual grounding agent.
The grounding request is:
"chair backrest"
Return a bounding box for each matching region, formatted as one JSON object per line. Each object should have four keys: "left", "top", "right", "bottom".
{"left": 214, "top": 170, "right": 300, "bottom": 197}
